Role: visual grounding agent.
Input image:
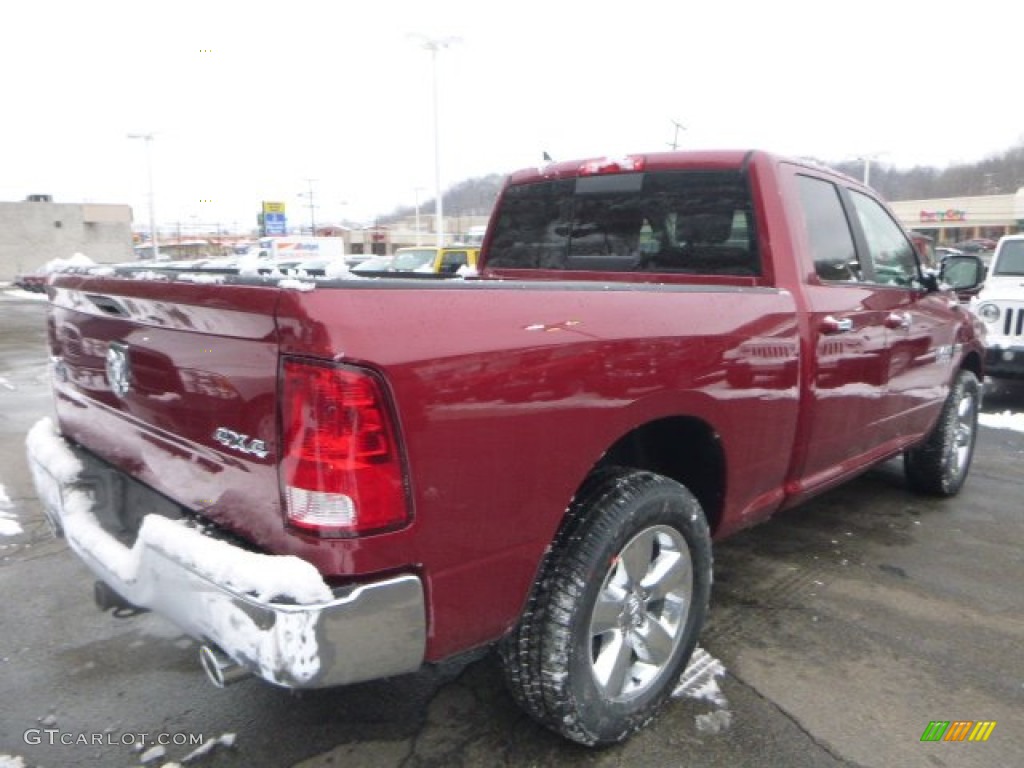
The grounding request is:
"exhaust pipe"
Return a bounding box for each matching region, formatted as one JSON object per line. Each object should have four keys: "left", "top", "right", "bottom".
{"left": 199, "top": 644, "right": 250, "bottom": 688}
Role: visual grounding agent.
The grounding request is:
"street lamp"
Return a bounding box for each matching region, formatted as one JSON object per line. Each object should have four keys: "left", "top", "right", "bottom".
{"left": 414, "top": 186, "right": 425, "bottom": 245}
{"left": 411, "top": 34, "right": 460, "bottom": 249}
{"left": 857, "top": 151, "right": 887, "bottom": 187}
{"left": 127, "top": 132, "right": 159, "bottom": 259}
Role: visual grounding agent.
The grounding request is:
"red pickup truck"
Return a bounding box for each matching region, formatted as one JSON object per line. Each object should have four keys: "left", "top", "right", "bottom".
{"left": 28, "top": 150, "right": 986, "bottom": 746}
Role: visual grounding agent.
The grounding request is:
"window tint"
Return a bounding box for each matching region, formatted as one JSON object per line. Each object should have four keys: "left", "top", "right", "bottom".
{"left": 796, "top": 175, "right": 861, "bottom": 282}
{"left": 849, "top": 190, "right": 919, "bottom": 286}
{"left": 993, "top": 240, "right": 1024, "bottom": 276}
{"left": 487, "top": 171, "right": 759, "bottom": 275}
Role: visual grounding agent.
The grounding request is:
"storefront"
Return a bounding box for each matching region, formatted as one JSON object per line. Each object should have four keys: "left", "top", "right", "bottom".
{"left": 889, "top": 188, "right": 1024, "bottom": 245}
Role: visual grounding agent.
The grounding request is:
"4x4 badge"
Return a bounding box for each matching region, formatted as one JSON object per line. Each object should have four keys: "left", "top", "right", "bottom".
{"left": 106, "top": 342, "right": 131, "bottom": 397}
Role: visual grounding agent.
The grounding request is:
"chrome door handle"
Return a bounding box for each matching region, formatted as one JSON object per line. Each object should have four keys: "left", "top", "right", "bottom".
{"left": 821, "top": 316, "right": 854, "bottom": 334}
{"left": 885, "top": 312, "right": 912, "bottom": 330}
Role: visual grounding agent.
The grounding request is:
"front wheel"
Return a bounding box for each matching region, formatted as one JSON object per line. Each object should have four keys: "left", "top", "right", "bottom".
{"left": 499, "top": 468, "right": 713, "bottom": 746}
{"left": 904, "top": 369, "right": 980, "bottom": 496}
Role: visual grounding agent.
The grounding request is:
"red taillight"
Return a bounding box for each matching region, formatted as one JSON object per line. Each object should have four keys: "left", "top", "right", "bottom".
{"left": 280, "top": 358, "right": 409, "bottom": 537}
{"left": 578, "top": 155, "right": 646, "bottom": 175}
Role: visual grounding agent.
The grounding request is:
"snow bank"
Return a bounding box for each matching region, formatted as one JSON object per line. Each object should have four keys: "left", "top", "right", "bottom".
{"left": 673, "top": 646, "right": 733, "bottom": 734}
{"left": 3, "top": 289, "right": 49, "bottom": 301}
{"left": 44, "top": 252, "right": 95, "bottom": 273}
{"left": 0, "top": 485, "right": 22, "bottom": 537}
{"left": 980, "top": 410, "right": 1024, "bottom": 434}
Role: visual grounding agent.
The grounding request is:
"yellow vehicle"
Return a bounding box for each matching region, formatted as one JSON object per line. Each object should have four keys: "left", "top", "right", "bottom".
{"left": 376, "top": 246, "right": 479, "bottom": 275}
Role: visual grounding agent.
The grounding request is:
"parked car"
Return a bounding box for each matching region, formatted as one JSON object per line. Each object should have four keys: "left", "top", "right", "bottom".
{"left": 13, "top": 267, "right": 48, "bottom": 293}
{"left": 389, "top": 246, "right": 479, "bottom": 274}
{"left": 952, "top": 238, "right": 997, "bottom": 254}
{"left": 970, "top": 234, "right": 1024, "bottom": 379}
{"left": 350, "top": 255, "right": 395, "bottom": 273}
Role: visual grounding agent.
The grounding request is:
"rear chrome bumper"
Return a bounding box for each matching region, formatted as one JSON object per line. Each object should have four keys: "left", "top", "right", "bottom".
{"left": 26, "top": 418, "right": 426, "bottom": 689}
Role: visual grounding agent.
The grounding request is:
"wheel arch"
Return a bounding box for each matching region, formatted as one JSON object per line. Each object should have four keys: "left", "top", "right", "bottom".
{"left": 960, "top": 348, "right": 983, "bottom": 382}
{"left": 590, "top": 415, "right": 726, "bottom": 535}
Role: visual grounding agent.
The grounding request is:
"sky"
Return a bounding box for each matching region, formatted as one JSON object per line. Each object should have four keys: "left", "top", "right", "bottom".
{"left": 1, "top": 0, "right": 1021, "bottom": 233}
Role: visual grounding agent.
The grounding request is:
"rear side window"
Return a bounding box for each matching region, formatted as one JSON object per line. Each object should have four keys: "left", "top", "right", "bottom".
{"left": 487, "top": 170, "right": 760, "bottom": 276}
{"left": 796, "top": 175, "right": 861, "bottom": 282}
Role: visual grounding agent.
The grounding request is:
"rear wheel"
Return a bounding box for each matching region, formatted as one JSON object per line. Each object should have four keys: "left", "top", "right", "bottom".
{"left": 904, "top": 369, "right": 980, "bottom": 496}
{"left": 499, "top": 468, "right": 712, "bottom": 745}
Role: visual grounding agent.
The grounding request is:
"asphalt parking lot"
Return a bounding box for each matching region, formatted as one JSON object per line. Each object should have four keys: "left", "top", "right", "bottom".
{"left": 1, "top": 288, "right": 1022, "bottom": 768}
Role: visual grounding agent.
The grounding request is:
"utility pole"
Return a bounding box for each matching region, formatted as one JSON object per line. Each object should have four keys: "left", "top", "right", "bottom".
{"left": 302, "top": 178, "right": 318, "bottom": 236}
{"left": 668, "top": 120, "right": 686, "bottom": 151}
{"left": 127, "top": 132, "right": 159, "bottom": 259}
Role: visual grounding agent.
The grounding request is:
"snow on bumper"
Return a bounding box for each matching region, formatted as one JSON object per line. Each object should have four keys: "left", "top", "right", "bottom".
{"left": 25, "top": 418, "right": 426, "bottom": 689}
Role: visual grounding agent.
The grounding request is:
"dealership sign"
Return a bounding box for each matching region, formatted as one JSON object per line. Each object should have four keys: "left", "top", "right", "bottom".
{"left": 262, "top": 201, "right": 287, "bottom": 235}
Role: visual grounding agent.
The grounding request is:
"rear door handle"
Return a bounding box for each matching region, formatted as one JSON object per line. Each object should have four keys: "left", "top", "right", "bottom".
{"left": 821, "top": 316, "right": 854, "bottom": 334}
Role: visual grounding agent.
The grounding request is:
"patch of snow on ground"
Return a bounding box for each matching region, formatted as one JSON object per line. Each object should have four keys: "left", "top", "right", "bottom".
{"left": 980, "top": 410, "right": 1024, "bottom": 433}
{"left": 673, "top": 645, "right": 732, "bottom": 734}
{"left": 3, "top": 289, "right": 48, "bottom": 301}
{"left": 696, "top": 708, "right": 733, "bottom": 734}
{"left": 0, "top": 377, "right": 14, "bottom": 391}
{"left": 0, "top": 756, "right": 26, "bottom": 768}
{"left": 0, "top": 485, "right": 22, "bottom": 537}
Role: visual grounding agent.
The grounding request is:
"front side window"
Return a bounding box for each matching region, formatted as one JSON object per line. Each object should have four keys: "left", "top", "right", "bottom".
{"left": 487, "top": 171, "right": 760, "bottom": 276}
{"left": 849, "top": 191, "right": 919, "bottom": 286}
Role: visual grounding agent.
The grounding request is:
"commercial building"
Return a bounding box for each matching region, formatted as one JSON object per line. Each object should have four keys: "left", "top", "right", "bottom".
{"left": 0, "top": 197, "right": 134, "bottom": 282}
{"left": 890, "top": 188, "right": 1024, "bottom": 244}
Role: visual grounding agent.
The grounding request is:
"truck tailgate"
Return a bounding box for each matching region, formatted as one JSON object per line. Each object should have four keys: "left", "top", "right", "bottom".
{"left": 47, "top": 274, "right": 284, "bottom": 546}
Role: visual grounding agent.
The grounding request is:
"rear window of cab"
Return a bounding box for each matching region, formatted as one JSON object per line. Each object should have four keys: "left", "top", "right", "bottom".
{"left": 486, "top": 170, "right": 760, "bottom": 276}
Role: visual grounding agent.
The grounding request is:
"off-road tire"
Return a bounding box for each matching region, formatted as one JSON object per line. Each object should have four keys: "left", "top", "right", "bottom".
{"left": 904, "top": 369, "right": 980, "bottom": 496}
{"left": 499, "top": 467, "right": 712, "bottom": 746}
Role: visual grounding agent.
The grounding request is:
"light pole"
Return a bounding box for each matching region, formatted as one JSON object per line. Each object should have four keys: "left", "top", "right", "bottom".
{"left": 857, "top": 152, "right": 886, "bottom": 187}
{"left": 412, "top": 34, "right": 460, "bottom": 249}
{"left": 127, "top": 132, "right": 159, "bottom": 259}
{"left": 414, "top": 186, "right": 425, "bottom": 245}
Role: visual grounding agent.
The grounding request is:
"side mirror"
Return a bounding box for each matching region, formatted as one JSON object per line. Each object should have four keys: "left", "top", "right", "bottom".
{"left": 941, "top": 254, "right": 985, "bottom": 293}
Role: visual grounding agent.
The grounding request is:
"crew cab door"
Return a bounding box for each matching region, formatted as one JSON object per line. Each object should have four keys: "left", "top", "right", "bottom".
{"left": 788, "top": 171, "right": 960, "bottom": 493}
{"left": 791, "top": 172, "right": 895, "bottom": 487}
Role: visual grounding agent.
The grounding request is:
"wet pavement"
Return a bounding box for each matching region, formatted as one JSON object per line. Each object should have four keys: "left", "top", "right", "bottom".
{"left": 1, "top": 289, "right": 1022, "bottom": 768}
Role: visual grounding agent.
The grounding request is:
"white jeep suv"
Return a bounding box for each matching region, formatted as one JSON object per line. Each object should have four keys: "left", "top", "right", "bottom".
{"left": 972, "top": 234, "right": 1024, "bottom": 379}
